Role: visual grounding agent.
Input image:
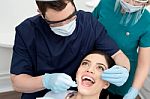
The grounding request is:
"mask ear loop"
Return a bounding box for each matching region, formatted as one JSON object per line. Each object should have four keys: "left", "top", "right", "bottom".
{"left": 37, "top": 9, "right": 45, "bottom": 19}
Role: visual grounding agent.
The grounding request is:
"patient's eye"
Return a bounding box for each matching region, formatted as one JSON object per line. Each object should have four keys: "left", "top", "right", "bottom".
{"left": 81, "top": 61, "right": 89, "bottom": 67}
{"left": 82, "top": 61, "right": 88, "bottom": 65}
{"left": 97, "top": 65, "right": 105, "bottom": 71}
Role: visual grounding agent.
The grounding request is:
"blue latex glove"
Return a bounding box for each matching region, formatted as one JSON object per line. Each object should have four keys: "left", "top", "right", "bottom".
{"left": 101, "top": 65, "right": 129, "bottom": 86}
{"left": 42, "top": 73, "right": 77, "bottom": 93}
{"left": 123, "top": 87, "right": 139, "bottom": 99}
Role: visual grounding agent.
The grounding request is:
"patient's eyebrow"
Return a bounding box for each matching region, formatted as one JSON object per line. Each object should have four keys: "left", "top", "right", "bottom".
{"left": 82, "top": 59, "right": 91, "bottom": 63}
{"left": 83, "top": 59, "right": 107, "bottom": 70}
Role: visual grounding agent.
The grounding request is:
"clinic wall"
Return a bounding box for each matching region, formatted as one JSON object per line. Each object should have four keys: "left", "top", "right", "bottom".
{"left": 0, "top": 0, "right": 37, "bottom": 47}
{"left": 0, "top": 47, "right": 13, "bottom": 92}
{"left": 0, "top": 0, "right": 37, "bottom": 93}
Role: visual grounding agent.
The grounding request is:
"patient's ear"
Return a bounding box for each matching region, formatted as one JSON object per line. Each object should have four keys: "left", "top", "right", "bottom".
{"left": 103, "top": 81, "right": 110, "bottom": 89}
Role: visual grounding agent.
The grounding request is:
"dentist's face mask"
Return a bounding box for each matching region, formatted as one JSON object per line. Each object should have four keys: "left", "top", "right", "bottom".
{"left": 50, "top": 18, "right": 76, "bottom": 36}
{"left": 120, "top": 0, "right": 143, "bottom": 13}
{"left": 44, "top": 9, "right": 77, "bottom": 36}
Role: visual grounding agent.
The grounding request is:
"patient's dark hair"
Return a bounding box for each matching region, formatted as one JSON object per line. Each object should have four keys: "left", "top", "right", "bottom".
{"left": 83, "top": 50, "right": 115, "bottom": 68}
{"left": 36, "top": 0, "right": 74, "bottom": 17}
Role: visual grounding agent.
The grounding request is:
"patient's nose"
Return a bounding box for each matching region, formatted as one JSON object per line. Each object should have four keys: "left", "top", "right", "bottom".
{"left": 87, "top": 67, "right": 95, "bottom": 74}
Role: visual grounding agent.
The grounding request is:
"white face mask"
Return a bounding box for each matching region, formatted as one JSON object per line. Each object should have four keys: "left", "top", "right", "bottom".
{"left": 120, "top": 0, "right": 143, "bottom": 13}
{"left": 50, "top": 19, "right": 76, "bottom": 36}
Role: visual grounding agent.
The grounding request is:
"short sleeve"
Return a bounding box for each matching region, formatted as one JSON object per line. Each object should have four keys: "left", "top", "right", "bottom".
{"left": 139, "top": 26, "right": 150, "bottom": 47}
{"left": 94, "top": 19, "right": 119, "bottom": 56}
{"left": 10, "top": 27, "right": 33, "bottom": 75}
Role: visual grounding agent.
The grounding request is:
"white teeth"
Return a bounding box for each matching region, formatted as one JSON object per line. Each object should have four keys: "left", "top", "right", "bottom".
{"left": 82, "top": 76, "right": 95, "bottom": 83}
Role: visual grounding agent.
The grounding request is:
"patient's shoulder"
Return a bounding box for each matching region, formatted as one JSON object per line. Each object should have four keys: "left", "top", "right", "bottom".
{"left": 43, "top": 90, "right": 77, "bottom": 99}
{"left": 65, "top": 91, "right": 77, "bottom": 99}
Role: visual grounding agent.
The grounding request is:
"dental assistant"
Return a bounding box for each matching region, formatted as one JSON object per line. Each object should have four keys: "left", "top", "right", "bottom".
{"left": 10, "top": 0, "right": 130, "bottom": 99}
{"left": 93, "top": 0, "right": 150, "bottom": 98}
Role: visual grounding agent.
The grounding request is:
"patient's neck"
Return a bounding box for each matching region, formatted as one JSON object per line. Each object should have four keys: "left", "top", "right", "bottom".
{"left": 72, "top": 92, "right": 100, "bottom": 99}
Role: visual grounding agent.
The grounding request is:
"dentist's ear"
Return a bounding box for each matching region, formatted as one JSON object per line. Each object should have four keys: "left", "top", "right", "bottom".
{"left": 37, "top": 9, "right": 45, "bottom": 18}
{"left": 103, "top": 81, "right": 110, "bottom": 89}
{"left": 37, "top": 9, "right": 41, "bottom": 14}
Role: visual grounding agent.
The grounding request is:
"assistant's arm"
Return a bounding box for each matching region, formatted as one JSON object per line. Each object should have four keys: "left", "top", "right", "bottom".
{"left": 112, "top": 50, "right": 130, "bottom": 71}
{"left": 132, "top": 47, "right": 150, "bottom": 89}
{"left": 123, "top": 47, "right": 150, "bottom": 99}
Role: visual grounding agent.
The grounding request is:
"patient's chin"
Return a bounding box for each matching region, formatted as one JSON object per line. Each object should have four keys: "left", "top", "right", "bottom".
{"left": 77, "top": 83, "right": 101, "bottom": 96}
{"left": 78, "top": 88, "right": 101, "bottom": 97}
{"left": 78, "top": 87, "right": 93, "bottom": 96}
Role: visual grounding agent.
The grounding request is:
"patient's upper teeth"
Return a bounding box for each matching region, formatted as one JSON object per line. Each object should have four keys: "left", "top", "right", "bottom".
{"left": 82, "top": 76, "right": 95, "bottom": 83}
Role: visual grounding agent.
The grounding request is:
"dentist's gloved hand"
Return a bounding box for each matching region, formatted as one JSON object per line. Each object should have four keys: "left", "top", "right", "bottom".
{"left": 101, "top": 65, "right": 129, "bottom": 86}
{"left": 42, "top": 73, "right": 77, "bottom": 93}
{"left": 123, "top": 87, "right": 139, "bottom": 99}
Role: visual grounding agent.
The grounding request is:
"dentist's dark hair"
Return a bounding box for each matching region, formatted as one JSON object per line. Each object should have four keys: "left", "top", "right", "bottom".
{"left": 36, "top": 0, "right": 75, "bottom": 17}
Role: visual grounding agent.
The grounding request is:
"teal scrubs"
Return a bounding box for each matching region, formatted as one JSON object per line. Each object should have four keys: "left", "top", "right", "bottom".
{"left": 93, "top": 0, "right": 150, "bottom": 96}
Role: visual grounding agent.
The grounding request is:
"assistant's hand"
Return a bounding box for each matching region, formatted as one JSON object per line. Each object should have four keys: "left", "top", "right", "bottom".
{"left": 123, "top": 87, "right": 139, "bottom": 99}
{"left": 42, "top": 73, "right": 77, "bottom": 93}
{"left": 101, "top": 65, "right": 129, "bottom": 86}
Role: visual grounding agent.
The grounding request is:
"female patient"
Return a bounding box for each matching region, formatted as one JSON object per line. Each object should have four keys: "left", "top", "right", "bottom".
{"left": 41, "top": 50, "right": 115, "bottom": 99}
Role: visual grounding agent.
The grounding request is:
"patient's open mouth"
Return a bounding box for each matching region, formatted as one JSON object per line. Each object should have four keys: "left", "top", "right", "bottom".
{"left": 81, "top": 76, "right": 95, "bottom": 87}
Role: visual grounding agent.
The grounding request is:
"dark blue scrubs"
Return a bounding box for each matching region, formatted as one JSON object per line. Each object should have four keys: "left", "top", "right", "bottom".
{"left": 10, "top": 10, "right": 119, "bottom": 99}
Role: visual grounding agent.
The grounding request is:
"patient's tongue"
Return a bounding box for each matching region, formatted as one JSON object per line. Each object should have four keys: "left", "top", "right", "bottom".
{"left": 82, "top": 80, "right": 93, "bottom": 87}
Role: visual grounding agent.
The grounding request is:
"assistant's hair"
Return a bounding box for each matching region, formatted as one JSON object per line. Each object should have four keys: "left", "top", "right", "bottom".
{"left": 83, "top": 50, "right": 115, "bottom": 68}
{"left": 36, "top": 0, "right": 74, "bottom": 17}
